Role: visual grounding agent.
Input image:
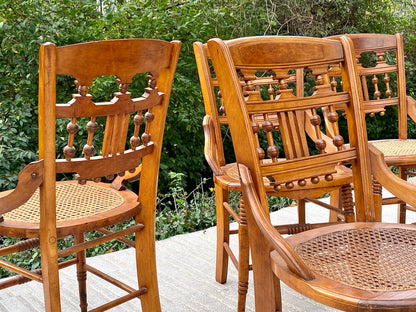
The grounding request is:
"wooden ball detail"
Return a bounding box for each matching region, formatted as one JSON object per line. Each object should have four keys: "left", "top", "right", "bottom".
{"left": 372, "top": 76, "right": 379, "bottom": 84}
{"left": 383, "top": 76, "right": 390, "bottom": 83}
{"left": 332, "top": 135, "right": 344, "bottom": 147}
{"left": 310, "top": 114, "right": 321, "bottom": 126}
{"left": 130, "top": 136, "right": 140, "bottom": 147}
{"left": 315, "top": 139, "right": 326, "bottom": 151}
{"left": 311, "top": 177, "right": 319, "bottom": 184}
{"left": 325, "top": 174, "right": 333, "bottom": 182}
{"left": 86, "top": 121, "right": 98, "bottom": 133}
{"left": 141, "top": 133, "right": 151, "bottom": 144}
{"left": 274, "top": 184, "right": 282, "bottom": 192}
{"left": 374, "top": 90, "right": 381, "bottom": 98}
{"left": 315, "top": 75, "right": 323, "bottom": 85}
{"left": 267, "top": 145, "right": 279, "bottom": 158}
{"left": 145, "top": 112, "right": 155, "bottom": 122}
{"left": 385, "top": 89, "right": 392, "bottom": 97}
{"left": 262, "top": 120, "right": 273, "bottom": 132}
{"left": 67, "top": 122, "right": 79, "bottom": 134}
{"left": 83, "top": 144, "right": 95, "bottom": 156}
{"left": 134, "top": 114, "right": 144, "bottom": 125}
{"left": 327, "top": 111, "right": 339, "bottom": 123}
{"left": 256, "top": 147, "right": 265, "bottom": 160}
{"left": 93, "top": 177, "right": 101, "bottom": 183}
{"left": 63, "top": 145, "right": 76, "bottom": 158}
{"left": 298, "top": 179, "right": 307, "bottom": 187}
{"left": 251, "top": 121, "right": 260, "bottom": 133}
{"left": 285, "top": 182, "right": 294, "bottom": 189}
{"left": 380, "top": 111, "right": 385, "bottom": 116}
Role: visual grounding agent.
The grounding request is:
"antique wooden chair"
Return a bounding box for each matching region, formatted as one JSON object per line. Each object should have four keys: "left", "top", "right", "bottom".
{"left": 194, "top": 41, "right": 354, "bottom": 311}
{"left": 208, "top": 35, "right": 416, "bottom": 311}
{"left": 327, "top": 33, "right": 416, "bottom": 223}
{"left": 0, "top": 39, "right": 180, "bottom": 312}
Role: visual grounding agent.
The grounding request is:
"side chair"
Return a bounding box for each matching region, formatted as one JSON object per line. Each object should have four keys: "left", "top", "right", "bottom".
{"left": 208, "top": 35, "right": 416, "bottom": 311}
{"left": 194, "top": 40, "right": 355, "bottom": 311}
{"left": 328, "top": 33, "right": 416, "bottom": 223}
{"left": 0, "top": 39, "right": 180, "bottom": 312}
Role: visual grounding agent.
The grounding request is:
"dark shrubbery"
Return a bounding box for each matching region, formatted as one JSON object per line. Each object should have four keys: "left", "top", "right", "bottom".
{"left": 1, "top": 0, "right": 416, "bottom": 277}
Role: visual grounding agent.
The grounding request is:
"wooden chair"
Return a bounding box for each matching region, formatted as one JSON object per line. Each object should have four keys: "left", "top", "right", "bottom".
{"left": 327, "top": 33, "right": 416, "bottom": 223}
{"left": 194, "top": 41, "right": 355, "bottom": 311}
{"left": 208, "top": 35, "right": 416, "bottom": 311}
{"left": 0, "top": 39, "right": 180, "bottom": 312}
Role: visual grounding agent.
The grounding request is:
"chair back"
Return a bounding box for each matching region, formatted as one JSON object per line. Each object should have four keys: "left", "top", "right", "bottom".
{"left": 194, "top": 41, "right": 335, "bottom": 177}
{"left": 38, "top": 39, "right": 180, "bottom": 218}
{"left": 207, "top": 36, "right": 374, "bottom": 221}
{"left": 328, "top": 34, "right": 407, "bottom": 138}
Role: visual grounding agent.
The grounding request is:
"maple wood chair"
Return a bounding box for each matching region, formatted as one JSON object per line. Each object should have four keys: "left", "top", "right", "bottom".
{"left": 194, "top": 41, "right": 355, "bottom": 311}
{"left": 327, "top": 33, "right": 416, "bottom": 223}
{"left": 0, "top": 39, "right": 180, "bottom": 312}
{"left": 208, "top": 35, "right": 416, "bottom": 311}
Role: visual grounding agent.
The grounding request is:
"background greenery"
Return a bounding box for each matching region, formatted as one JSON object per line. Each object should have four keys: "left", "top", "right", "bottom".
{"left": 0, "top": 0, "right": 416, "bottom": 277}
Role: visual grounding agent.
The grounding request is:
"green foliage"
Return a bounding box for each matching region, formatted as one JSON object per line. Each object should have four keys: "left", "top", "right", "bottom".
{"left": 1, "top": 0, "right": 416, "bottom": 279}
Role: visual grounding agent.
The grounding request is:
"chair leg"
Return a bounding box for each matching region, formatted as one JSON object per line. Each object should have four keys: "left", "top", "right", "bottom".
{"left": 273, "top": 274, "right": 282, "bottom": 312}
{"left": 74, "top": 233, "right": 88, "bottom": 312}
{"left": 237, "top": 197, "right": 249, "bottom": 312}
{"left": 373, "top": 178, "right": 383, "bottom": 222}
{"left": 329, "top": 189, "right": 341, "bottom": 222}
{"left": 136, "top": 217, "right": 161, "bottom": 312}
{"left": 215, "top": 183, "right": 230, "bottom": 284}
{"left": 398, "top": 167, "right": 407, "bottom": 223}
{"left": 341, "top": 184, "right": 355, "bottom": 223}
{"left": 297, "top": 199, "right": 306, "bottom": 224}
{"left": 40, "top": 234, "right": 62, "bottom": 312}
{"left": 246, "top": 207, "right": 278, "bottom": 312}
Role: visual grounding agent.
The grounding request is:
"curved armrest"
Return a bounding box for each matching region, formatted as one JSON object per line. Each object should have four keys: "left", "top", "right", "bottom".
{"left": 407, "top": 96, "right": 416, "bottom": 123}
{"left": 238, "top": 163, "right": 314, "bottom": 281}
{"left": 369, "top": 143, "right": 416, "bottom": 207}
{"left": 0, "top": 160, "right": 44, "bottom": 216}
{"left": 111, "top": 164, "right": 142, "bottom": 191}
{"left": 203, "top": 115, "right": 223, "bottom": 176}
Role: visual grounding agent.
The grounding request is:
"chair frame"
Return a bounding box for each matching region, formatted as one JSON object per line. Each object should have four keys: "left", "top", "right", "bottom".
{"left": 0, "top": 39, "right": 180, "bottom": 312}
{"left": 205, "top": 34, "right": 416, "bottom": 311}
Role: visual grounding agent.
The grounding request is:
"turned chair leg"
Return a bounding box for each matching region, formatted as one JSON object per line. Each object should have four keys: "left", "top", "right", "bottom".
{"left": 373, "top": 178, "right": 383, "bottom": 222}
{"left": 341, "top": 184, "right": 355, "bottom": 223}
{"left": 215, "top": 183, "right": 230, "bottom": 284}
{"left": 74, "top": 232, "right": 88, "bottom": 312}
{"left": 237, "top": 197, "right": 250, "bottom": 312}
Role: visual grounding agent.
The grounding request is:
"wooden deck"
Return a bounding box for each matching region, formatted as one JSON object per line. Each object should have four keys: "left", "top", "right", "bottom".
{"left": 0, "top": 190, "right": 412, "bottom": 311}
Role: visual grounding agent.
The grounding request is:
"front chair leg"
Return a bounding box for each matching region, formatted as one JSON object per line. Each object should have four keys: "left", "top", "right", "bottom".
{"left": 238, "top": 197, "right": 249, "bottom": 312}
{"left": 74, "top": 232, "right": 88, "bottom": 312}
{"left": 215, "top": 183, "right": 230, "bottom": 284}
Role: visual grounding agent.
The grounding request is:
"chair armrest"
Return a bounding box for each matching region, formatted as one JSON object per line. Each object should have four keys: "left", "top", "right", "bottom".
{"left": 111, "top": 164, "right": 142, "bottom": 191}
{"left": 369, "top": 143, "right": 416, "bottom": 207}
{"left": 0, "top": 160, "right": 44, "bottom": 217}
{"left": 203, "top": 115, "right": 223, "bottom": 176}
{"left": 407, "top": 96, "right": 416, "bottom": 123}
{"left": 238, "top": 163, "right": 314, "bottom": 281}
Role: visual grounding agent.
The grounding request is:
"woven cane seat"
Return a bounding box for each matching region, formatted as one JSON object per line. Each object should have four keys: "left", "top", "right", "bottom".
{"left": 290, "top": 223, "right": 416, "bottom": 292}
{"left": 371, "top": 139, "right": 416, "bottom": 157}
{"left": 0, "top": 181, "right": 140, "bottom": 238}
